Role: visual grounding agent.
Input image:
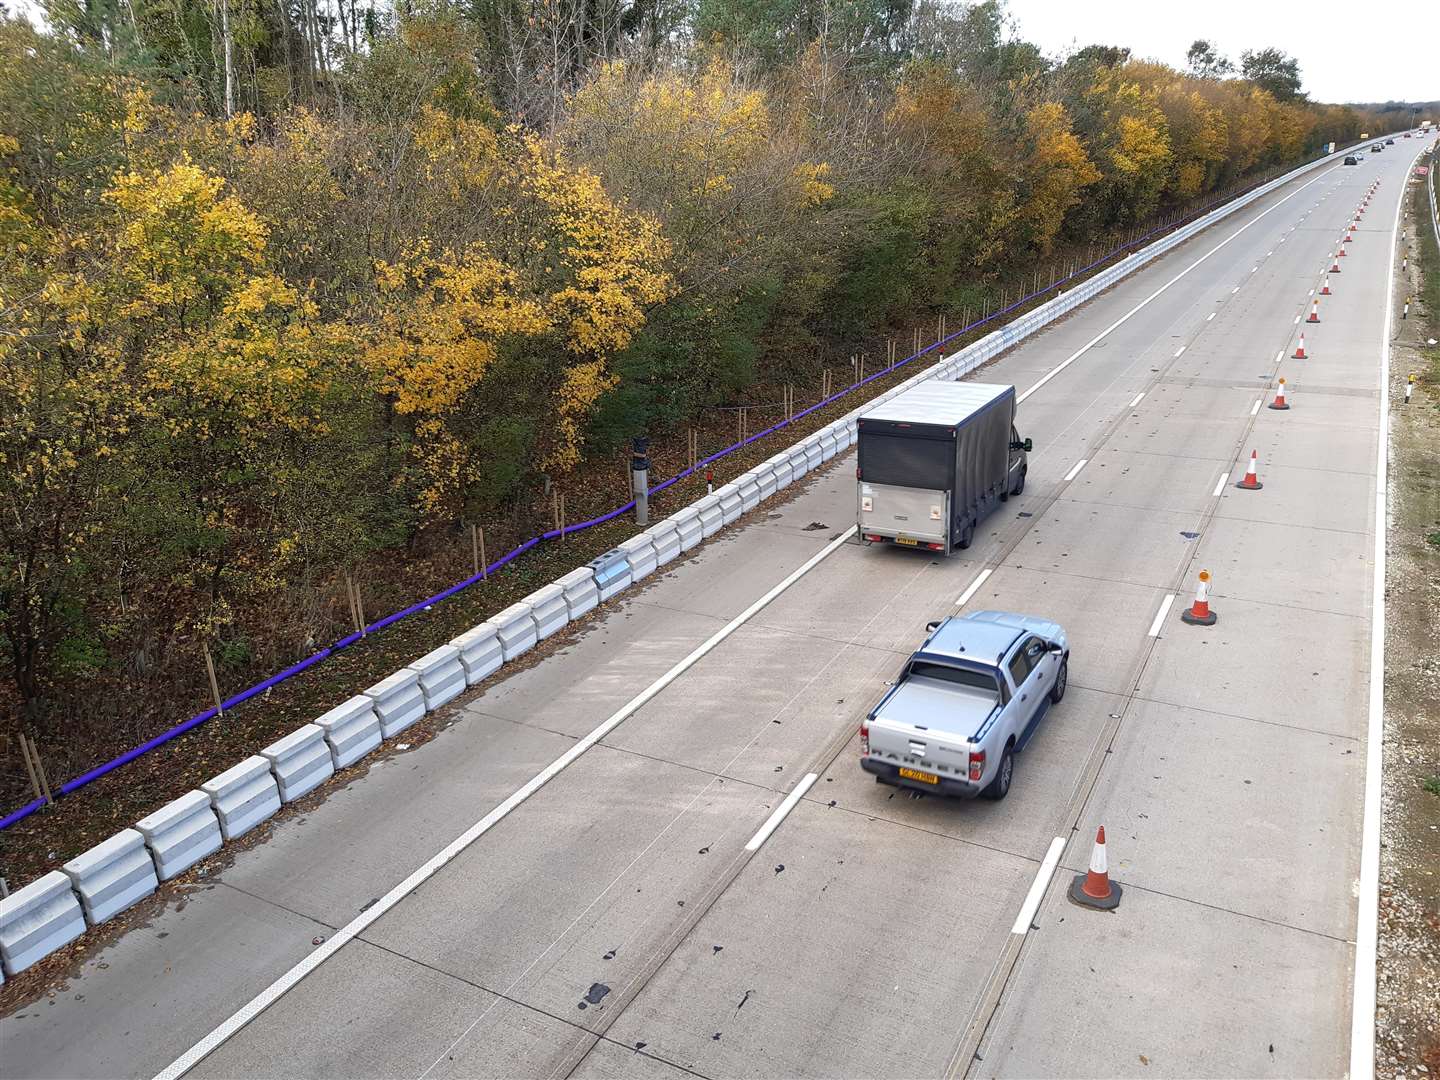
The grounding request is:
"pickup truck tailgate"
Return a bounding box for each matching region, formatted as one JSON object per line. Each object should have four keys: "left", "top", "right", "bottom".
{"left": 867, "top": 678, "right": 996, "bottom": 780}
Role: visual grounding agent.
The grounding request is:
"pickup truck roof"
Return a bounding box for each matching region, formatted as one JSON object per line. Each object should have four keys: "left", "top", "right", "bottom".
{"left": 915, "top": 610, "right": 1065, "bottom": 668}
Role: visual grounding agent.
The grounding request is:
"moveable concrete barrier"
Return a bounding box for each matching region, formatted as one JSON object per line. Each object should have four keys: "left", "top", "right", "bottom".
{"left": 201, "top": 756, "right": 281, "bottom": 842}
{"left": 668, "top": 507, "right": 704, "bottom": 553}
{"left": 767, "top": 453, "right": 794, "bottom": 491}
{"left": 451, "top": 623, "right": 503, "bottom": 685}
{"left": 695, "top": 494, "right": 724, "bottom": 537}
{"left": 521, "top": 584, "right": 569, "bottom": 643}
{"left": 587, "top": 548, "right": 632, "bottom": 602}
{"left": 61, "top": 828, "right": 158, "bottom": 926}
{"left": 554, "top": 567, "right": 599, "bottom": 620}
{"left": 801, "top": 438, "right": 824, "bottom": 471}
{"left": 736, "top": 473, "right": 761, "bottom": 513}
{"left": 618, "top": 533, "right": 658, "bottom": 582}
{"left": 0, "top": 871, "right": 86, "bottom": 976}
{"left": 134, "top": 789, "right": 223, "bottom": 882}
{"left": 818, "top": 430, "right": 839, "bottom": 461}
{"left": 785, "top": 445, "right": 810, "bottom": 480}
{"left": 645, "top": 519, "right": 682, "bottom": 568}
{"left": 489, "top": 601, "right": 540, "bottom": 661}
{"left": 261, "top": 724, "right": 335, "bottom": 804}
{"left": 753, "top": 464, "right": 778, "bottom": 503}
{"left": 364, "top": 668, "right": 426, "bottom": 738}
{"left": 715, "top": 483, "right": 744, "bottom": 525}
{"left": 313, "top": 695, "right": 383, "bottom": 769}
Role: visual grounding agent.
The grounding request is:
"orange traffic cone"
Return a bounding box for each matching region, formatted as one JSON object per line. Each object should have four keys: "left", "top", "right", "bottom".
{"left": 1307, "top": 300, "right": 1321, "bottom": 323}
{"left": 1339, "top": 244, "right": 1349, "bottom": 256}
{"left": 1294, "top": 332, "right": 1307, "bottom": 358}
{"left": 1330, "top": 257, "right": 1342, "bottom": 273}
{"left": 1268, "top": 377, "right": 1291, "bottom": 410}
{"left": 1344, "top": 232, "right": 1353, "bottom": 243}
{"left": 1181, "top": 569, "right": 1218, "bottom": 625}
{"left": 1236, "top": 449, "right": 1264, "bottom": 490}
{"left": 1069, "top": 826, "right": 1122, "bottom": 910}
{"left": 1321, "top": 276, "right": 1332, "bottom": 295}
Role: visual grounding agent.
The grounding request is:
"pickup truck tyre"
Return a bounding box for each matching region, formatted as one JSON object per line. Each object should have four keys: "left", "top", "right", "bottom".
{"left": 1050, "top": 658, "right": 1068, "bottom": 704}
{"left": 982, "top": 745, "right": 1014, "bottom": 800}
{"left": 1010, "top": 468, "right": 1027, "bottom": 497}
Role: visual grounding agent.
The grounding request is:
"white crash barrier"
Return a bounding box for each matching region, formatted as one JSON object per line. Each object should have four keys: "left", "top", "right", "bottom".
{"left": 694, "top": 494, "right": 724, "bottom": 537}
{"left": 736, "top": 473, "right": 761, "bottom": 513}
{"left": 261, "top": 724, "right": 335, "bottom": 803}
{"left": 668, "top": 507, "right": 704, "bottom": 553}
{"left": 364, "top": 668, "right": 425, "bottom": 737}
{"left": 587, "top": 549, "right": 632, "bottom": 603}
{"left": 752, "top": 463, "right": 778, "bottom": 503}
{"left": 715, "top": 483, "right": 743, "bottom": 525}
{"left": 489, "top": 601, "right": 539, "bottom": 660}
{"left": 0, "top": 871, "right": 86, "bottom": 976}
{"left": 313, "top": 695, "right": 382, "bottom": 769}
{"left": 645, "top": 519, "right": 682, "bottom": 567}
{"left": 451, "top": 623, "right": 503, "bottom": 685}
{"left": 618, "top": 533, "right": 658, "bottom": 582}
{"left": 554, "top": 567, "right": 599, "bottom": 619}
{"left": 408, "top": 643, "right": 467, "bottom": 713}
{"left": 818, "top": 430, "right": 839, "bottom": 460}
{"left": 521, "top": 584, "right": 569, "bottom": 641}
{"left": 134, "top": 789, "right": 223, "bottom": 881}
{"left": 61, "top": 828, "right": 158, "bottom": 926}
{"left": 201, "top": 756, "right": 281, "bottom": 842}
{"left": 767, "top": 453, "right": 794, "bottom": 491}
{"left": 801, "top": 438, "right": 824, "bottom": 471}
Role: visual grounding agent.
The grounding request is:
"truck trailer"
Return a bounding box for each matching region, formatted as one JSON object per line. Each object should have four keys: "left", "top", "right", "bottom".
{"left": 857, "top": 381, "right": 1030, "bottom": 555}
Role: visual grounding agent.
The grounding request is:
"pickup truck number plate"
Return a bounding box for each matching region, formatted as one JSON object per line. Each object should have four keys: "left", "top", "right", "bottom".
{"left": 893, "top": 536, "right": 919, "bottom": 546}
{"left": 899, "top": 767, "right": 939, "bottom": 784}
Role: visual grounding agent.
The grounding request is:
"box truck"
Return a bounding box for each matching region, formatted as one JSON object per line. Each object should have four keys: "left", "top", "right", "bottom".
{"left": 857, "top": 381, "right": 1030, "bottom": 554}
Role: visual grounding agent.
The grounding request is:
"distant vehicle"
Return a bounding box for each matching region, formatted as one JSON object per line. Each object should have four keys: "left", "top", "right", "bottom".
{"left": 1386, "top": 138, "right": 1395, "bottom": 145}
{"left": 1371, "top": 145, "right": 1383, "bottom": 153}
{"left": 858, "top": 382, "right": 1030, "bottom": 554}
{"left": 1404, "top": 132, "right": 1412, "bottom": 138}
{"left": 1344, "top": 155, "right": 1360, "bottom": 165}
{"left": 861, "top": 611, "right": 1069, "bottom": 800}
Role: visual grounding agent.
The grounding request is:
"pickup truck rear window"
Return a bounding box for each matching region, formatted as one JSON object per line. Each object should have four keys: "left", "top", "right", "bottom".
{"left": 908, "top": 661, "right": 999, "bottom": 692}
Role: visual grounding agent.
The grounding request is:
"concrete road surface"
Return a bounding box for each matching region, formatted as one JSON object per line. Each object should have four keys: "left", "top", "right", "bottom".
{"left": 1, "top": 142, "right": 1420, "bottom": 1080}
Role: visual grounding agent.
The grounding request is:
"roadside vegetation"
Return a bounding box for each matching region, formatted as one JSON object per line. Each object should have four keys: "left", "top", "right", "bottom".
{"left": 0, "top": 0, "right": 1418, "bottom": 852}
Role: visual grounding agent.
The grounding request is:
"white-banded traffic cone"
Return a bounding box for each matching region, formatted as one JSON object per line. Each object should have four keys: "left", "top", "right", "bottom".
{"left": 1321, "top": 276, "right": 1332, "bottom": 295}
{"left": 1069, "top": 826, "right": 1122, "bottom": 910}
{"left": 1294, "top": 332, "right": 1307, "bottom": 358}
{"left": 1181, "top": 569, "right": 1218, "bottom": 625}
{"left": 1268, "top": 377, "right": 1290, "bottom": 410}
{"left": 1330, "top": 256, "right": 1342, "bottom": 273}
{"left": 1236, "top": 449, "right": 1264, "bottom": 490}
{"left": 1307, "top": 300, "right": 1321, "bottom": 323}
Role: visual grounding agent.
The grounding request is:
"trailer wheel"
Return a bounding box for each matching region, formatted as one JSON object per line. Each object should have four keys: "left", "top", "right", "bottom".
{"left": 957, "top": 520, "right": 975, "bottom": 550}
{"left": 1010, "top": 468, "right": 1027, "bottom": 497}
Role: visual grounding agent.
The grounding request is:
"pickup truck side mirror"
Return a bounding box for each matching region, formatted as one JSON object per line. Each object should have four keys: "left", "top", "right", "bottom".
{"left": 1048, "top": 642, "right": 1064, "bottom": 653}
{"left": 1024, "top": 438, "right": 1033, "bottom": 452}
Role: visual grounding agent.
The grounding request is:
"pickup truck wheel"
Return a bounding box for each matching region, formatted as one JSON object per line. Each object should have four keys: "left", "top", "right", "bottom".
{"left": 1050, "top": 659, "right": 1068, "bottom": 704}
{"left": 982, "top": 745, "right": 1013, "bottom": 800}
{"left": 1010, "top": 468, "right": 1027, "bottom": 497}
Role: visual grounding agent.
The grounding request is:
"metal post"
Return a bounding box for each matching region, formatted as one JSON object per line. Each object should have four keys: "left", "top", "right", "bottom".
{"left": 631, "top": 436, "right": 650, "bottom": 526}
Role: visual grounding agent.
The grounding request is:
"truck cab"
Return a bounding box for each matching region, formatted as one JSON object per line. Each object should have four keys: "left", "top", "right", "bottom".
{"left": 861, "top": 612, "right": 1068, "bottom": 800}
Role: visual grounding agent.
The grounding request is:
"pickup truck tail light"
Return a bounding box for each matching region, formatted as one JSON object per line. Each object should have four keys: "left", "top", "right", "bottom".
{"left": 968, "top": 749, "right": 985, "bottom": 781}
{"left": 859, "top": 721, "right": 869, "bottom": 757}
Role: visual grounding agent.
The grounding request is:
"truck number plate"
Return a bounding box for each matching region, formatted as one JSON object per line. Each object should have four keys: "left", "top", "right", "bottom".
{"left": 899, "top": 767, "right": 939, "bottom": 784}
{"left": 893, "top": 537, "right": 919, "bottom": 546}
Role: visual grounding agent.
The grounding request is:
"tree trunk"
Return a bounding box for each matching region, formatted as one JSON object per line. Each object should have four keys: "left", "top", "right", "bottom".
{"left": 220, "top": 0, "right": 235, "bottom": 118}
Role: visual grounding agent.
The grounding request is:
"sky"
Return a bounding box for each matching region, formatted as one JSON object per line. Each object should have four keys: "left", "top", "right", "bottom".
{"left": 1006, "top": 0, "right": 1438, "bottom": 104}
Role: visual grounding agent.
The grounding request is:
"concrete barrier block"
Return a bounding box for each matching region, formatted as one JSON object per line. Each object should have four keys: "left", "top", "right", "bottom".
{"left": 0, "top": 871, "right": 86, "bottom": 976}
{"left": 489, "top": 601, "right": 539, "bottom": 660}
{"left": 787, "top": 446, "right": 810, "bottom": 480}
{"left": 134, "top": 790, "right": 222, "bottom": 882}
{"left": 313, "top": 695, "right": 383, "bottom": 769}
{"left": 818, "top": 430, "right": 839, "bottom": 461}
{"left": 693, "top": 495, "right": 724, "bottom": 538}
{"left": 618, "top": 533, "right": 658, "bottom": 582}
{"left": 554, "top": 567, "right": 599, "bottom": 620}
{"left": 522, "top": 584, "right": 569, "bottom": 641}
{"left": 451, "top": 623, "right": 503, "bottom": 685}
{"left": 645, "top": 519, "right": 682, "bottom": 567}
{"left": 766, "top": 453, "right": 794, "bottom": 491}
{"left": 715, "top": 483, "right": 743, "bottom": 525}
{"left": 587, "top": 548, "right": 632, "bottom": 602}
{"left": 801, "top": 439, "right": 824, "bottom": 471}
{"left": 833, "top": 422, "right": 854, "bottom": 452}
{"left": 61, "top": 829, "right": 157, "bottom": 927}
{"left": 201, "top": 755, "right": 281, "bottom": 842}
{"left": 261, "top": 724, "right": 335, "bottom": 803}
{"left": 736, "top": 473, "right": 761, "bottom": 512}
{"left": 668, "top": 507, "right": 703, "bottom": 553}
{"left": 409, "top": 643, "right": 467, "bottom": 712}
{"left": 364, "top": 667, "right": 426, "bottom": 738}
{"left": 750, "top": 464, "right": 777, "bottom": 503}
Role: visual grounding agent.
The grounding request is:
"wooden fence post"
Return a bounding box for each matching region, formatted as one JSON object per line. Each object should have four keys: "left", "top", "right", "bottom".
{"left": 203, "top": 642, "right": 224, "bottom": 715}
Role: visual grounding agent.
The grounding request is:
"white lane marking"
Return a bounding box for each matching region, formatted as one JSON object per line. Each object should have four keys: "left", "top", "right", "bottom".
{"left": 1128, "top": 392, "right": 1145, "bottom": 408}
{"left": 1266, "top": 250, "right": 1273, "bottom": 256}
{"left": 1211, "top": 472, "right": 1228, "bottom": 497}
{"left": 1148, "top": 594, "right": 1177, "bottom": 637}
{"left": 1016, "top": 166, "right": 1337, "bottom": 405}
{"left": 745, "top": 772, "right": 819, "bottom": 852}
{"left": 1275, "top": 350, "right": 1285, "bottom": 364}
{"left": 1309, "top": 288, "right": 1316, "bottom": 296}
{"left": 1251, "top": 266, "right": 1259, "bottom": 273}
{"left": 153, "top": 526, "right": 858, "bottom": 1080}
{"left": 1207, "top": 312, "right": 1216, "bottom": 321}
{"left": 1063, "top": 459, "right": 1088, "bottom": 482}
{"left": 1294, "top": 315, "right": 1301, "bottom": 324}
{"left": 1010, "top": 836, "right": 1067, "bottom": 935}
{"left": 1351, "top": 148, "right": 1412, "bottom": 1080}
{"left": 956, "top": 567, "right": 993, "bottom": 608}
{"left": 1174, "top": 345, "right": 1186, "bottom": 358}
{"left": 1251, "top": 399, "right": 1262, "bottom": 416}
{"left": 1232, "top": 286, "right": 1240, "bottom": 294}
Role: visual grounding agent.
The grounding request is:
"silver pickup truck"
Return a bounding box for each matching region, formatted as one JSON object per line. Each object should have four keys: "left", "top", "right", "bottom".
{"left": 861, "top": 611, "right": 1069, "bottom": 800}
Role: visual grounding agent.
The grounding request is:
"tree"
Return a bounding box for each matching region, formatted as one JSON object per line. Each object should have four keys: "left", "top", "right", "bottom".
{"left": 1185, "top": 39, "right": 1231, "bottom": 79}
{"left": 1240, "top": 47, "right": 1302, "bottom": 102}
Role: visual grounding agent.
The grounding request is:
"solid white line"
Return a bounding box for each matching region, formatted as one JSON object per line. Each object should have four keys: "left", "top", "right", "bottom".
{"left": 1350, "top": 150, "right": 1412, "bottom": 1080}
{"left": 1211, "top": 472, "right": 1228, "bottom": 497}
{"left": 1016, "top": 166, "right": 1336, "bottom": 405}
{"left": 1148, "top": 594, "right": 1177, "bottom": 637}
{"left": 1207, "top": 312, "right": 1216, "bottom": 321}
{"left": 745, "top": 772, "right": 819, "bottom": 852}
{"left": 1063, "top": 458, "right": 1088, "bottom": 482}
{"left": 1174, "top": 345, "right": 1186, "bottom": 357}
{"left": 1010, "top": 836, "right": 1067, "bottom": 934}
{"left": 956, "top": 567, "right": 993, "bottom": 608}
{"left": 1251, "top": 399, "right": 1262, "bottom": 416}
{"left": 1128, "top": 392, "right": 1145, "bottom": 408}
{"left": 153, "top": 527, "right": 859, "bottom": 1080}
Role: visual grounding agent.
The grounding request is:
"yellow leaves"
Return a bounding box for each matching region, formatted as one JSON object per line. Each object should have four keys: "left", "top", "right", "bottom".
{"left": 541, "top": 360, "right": 619, "bottom": 472}
{"left": 1019, "top": 102, "right": 1101, "bottom": 252}
{"left": 414, "top": 105, "right": 500, "bottom": 195}
{"left": 793, "top": 162, "right": 834, "bottom": 207}
{"left": 224, "top": 111, "right": 257, "bottom": 144}
{"left": 1111, "top": 113, "right": 1171, "bottom": 176}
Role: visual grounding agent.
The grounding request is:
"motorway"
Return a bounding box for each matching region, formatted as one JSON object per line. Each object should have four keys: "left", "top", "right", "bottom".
{"left": 0, "top": 140, "right": 1423, "bottom": 1080}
